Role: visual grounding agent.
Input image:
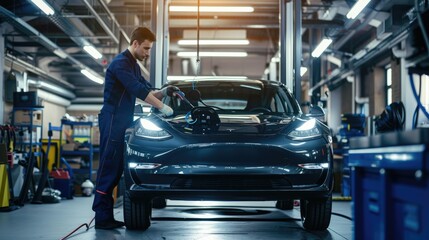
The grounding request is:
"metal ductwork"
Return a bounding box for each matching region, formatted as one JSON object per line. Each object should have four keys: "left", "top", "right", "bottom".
{"left": 0, "top": 6, "right": 103, "bottom": 86}
{"left": 5, "top": 54, "right": 75, "bottom": 90}
{"left": 28, "top": 79, "right": 76, "bottom": 100}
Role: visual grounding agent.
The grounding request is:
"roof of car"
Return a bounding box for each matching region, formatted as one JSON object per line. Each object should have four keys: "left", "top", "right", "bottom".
{"left": 167, "top": 78, "right": 283, "bottom": 87}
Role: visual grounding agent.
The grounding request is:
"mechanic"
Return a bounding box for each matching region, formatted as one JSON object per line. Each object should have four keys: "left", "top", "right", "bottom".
{"left": 92, "top": 26, "right": 178, "bottom": 229}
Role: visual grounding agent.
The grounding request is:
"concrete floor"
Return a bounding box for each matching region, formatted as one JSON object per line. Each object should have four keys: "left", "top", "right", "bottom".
{"left": 0, "top": 195, "right": 353, "bottom": 240}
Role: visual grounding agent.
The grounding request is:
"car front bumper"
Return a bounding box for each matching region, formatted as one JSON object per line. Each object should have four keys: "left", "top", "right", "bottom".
{"left": 124, "top": 141, "right": 333, "bottom": 201}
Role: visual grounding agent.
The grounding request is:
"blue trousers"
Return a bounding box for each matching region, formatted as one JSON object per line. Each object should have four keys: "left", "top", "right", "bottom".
{"left": 92, "top": 110, "right": 127, "bottom": 222}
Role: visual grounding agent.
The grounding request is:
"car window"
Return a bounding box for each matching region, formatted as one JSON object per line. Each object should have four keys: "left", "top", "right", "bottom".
{"left": 166, "top": 80, "right": 299, "bottom": 114}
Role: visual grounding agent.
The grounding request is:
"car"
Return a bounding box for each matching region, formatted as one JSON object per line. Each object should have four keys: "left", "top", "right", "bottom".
{"left": 123, "top": 78, "right": 334, "bottom": 231}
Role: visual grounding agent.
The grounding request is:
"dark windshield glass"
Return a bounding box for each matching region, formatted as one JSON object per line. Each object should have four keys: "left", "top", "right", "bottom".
{"left": 165, "top": 80, "right": 300, "bottom": 115}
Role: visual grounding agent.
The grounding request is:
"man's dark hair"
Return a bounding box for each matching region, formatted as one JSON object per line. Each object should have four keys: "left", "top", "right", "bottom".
{"left": 129, "top": 27, "right": 156, "bottom": 45}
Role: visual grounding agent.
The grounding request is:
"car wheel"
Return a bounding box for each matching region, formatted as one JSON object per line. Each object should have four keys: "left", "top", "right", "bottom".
{"left": 152, "top": 197, "right": 167, "bottom": 209}
{"left": 275, "top": 199, "right": 294, "bottom": 210}
{"left": 300, "top": 194, "right": 332, "bottom": 231}
{"left": 123, "top": 191, "right": 151, "bottom": 230}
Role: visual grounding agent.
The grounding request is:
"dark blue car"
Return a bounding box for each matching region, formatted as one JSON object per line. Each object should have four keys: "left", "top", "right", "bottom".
{"left": 123, "top": 78, "right": 333, "bottom": 231}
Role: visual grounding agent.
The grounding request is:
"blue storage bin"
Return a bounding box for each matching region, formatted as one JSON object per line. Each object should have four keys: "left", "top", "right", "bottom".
{"left": 349, "top": 129, "right": 429, "bottom": 240}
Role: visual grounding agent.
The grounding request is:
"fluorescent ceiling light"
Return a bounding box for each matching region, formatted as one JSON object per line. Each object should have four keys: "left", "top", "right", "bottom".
{"left": 300, "top": 67, "right": 308, "bottom": 77}
{"left": 31, "top": 0, "right": 54, "bottom": 15}
{"left": 178, "top": 40, "right": 249, "bottom": 45}
{"left": 83, "top": 45, "right": 102, "bottom": 59}
{"left": 81, "top": 69, "right": 104, "bottom": 84}
{"left": 170, "top": 6, "right": 254, "bottom": 12}
{"left": 311, "top": 38, "right": 333, "bottom": 58}
{"left": 353, "top": 49, "right": 367, "bottom": 60}
{"left": 53, "top": 49, "right": 67, "bottom": 59}
{"left": 346, "top": 0, "right": 371, "bottom": 19}
{"left": 177, "top": 52, "right": 248, "bottom": 57}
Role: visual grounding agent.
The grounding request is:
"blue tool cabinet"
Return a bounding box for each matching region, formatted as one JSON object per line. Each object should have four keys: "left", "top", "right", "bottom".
{"left": 348, "top": 129, "right": 429, "bottom": 240}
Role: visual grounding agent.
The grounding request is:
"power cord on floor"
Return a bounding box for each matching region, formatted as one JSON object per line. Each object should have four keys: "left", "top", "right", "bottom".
{"left": 60, "top": 216, "right": 95, "bottom": 240}
{"left": 331, "top": 212, "right": 353, "bottom": 221}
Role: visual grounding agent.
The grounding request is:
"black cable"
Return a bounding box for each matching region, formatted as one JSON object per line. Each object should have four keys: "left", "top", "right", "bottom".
{"left": 331, "top": 212, "right": 353, "bottom": 221}
{"left": 60, "top": 216, "right": 95, "bottom": 240}
{"left": 412, "top": 75, "right": 422, "bottom": 128}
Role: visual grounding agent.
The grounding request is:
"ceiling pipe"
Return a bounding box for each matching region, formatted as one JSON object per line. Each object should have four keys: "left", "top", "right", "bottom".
{"left": 5, "top": 54, "right": 75, "bottom": 90}
{"left": 0, "top": 6, "right": 103, "bottom": 81}
{"left": 81, "top": 0, "right": 119, "bottom": 44}
{"left": 96, "top": 0, "right": 130, "bottom": 42}
{"left": 28, "top": 79, "right": 76, "bottom": 99}
{"left": 35, "top": 89, "right": 71, "bottom": 107}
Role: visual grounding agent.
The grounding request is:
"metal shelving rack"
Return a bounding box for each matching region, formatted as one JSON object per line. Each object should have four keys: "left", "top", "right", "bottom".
{"left": 60, "top": 120, "right": 94, "bottom": 181}
{"left": 11, "top": 106, "right": 44, "bottom": 205}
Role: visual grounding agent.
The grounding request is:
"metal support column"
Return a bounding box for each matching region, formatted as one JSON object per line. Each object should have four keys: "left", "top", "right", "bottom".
{"left": 280, "top": 0, "right": 294, "bottom": 90}
{"left": 0, "top": 32, "right": 4, "bottom": 124}
{"left": 293, "top": 0, "right": 302, "bottom": 102}
{"left": 150, "top": 0, "right": 169, "bottom": 88}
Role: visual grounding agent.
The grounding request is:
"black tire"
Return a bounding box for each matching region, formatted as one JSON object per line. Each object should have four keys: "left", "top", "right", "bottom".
{"left": 300, "top": 194, "right": 332, "bottom": 231}
{"left": 152, "top": 197, "right": 167, "bottom": 209}
{"left": 275, "top": 199, "right": 294, "bottom": 210}
{"left": 123, "top": 191, "right": 151, "bottom": 230}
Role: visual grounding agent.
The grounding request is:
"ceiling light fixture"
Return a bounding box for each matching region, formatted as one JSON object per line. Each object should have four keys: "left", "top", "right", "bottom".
{"left": 31, "top": 0, "right": 55, "bottom": 15}
{"left": 81, "top": 69, "right": 104, "bottom": 84}
{"left": 346, "top": 0, "right": 371, "bottom": 19}
{"left": 177, "top": 52, "right": 248, "bottom": 57}
{"left": 53, "top": 49, "right": 68, "bottom": 59}
{"left": 83, "top": 45, "right": 102, "bottom": 59}
{"left": 311, "top": 38, "right": 333, "bottom": 58}
{"left": 170, "top": 6, "right": 254, "bottom": 13}
{"left": 178, "top": 39, "right": 249, "bottom": 45}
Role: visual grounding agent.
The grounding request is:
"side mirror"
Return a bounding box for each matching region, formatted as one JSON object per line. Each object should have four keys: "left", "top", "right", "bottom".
{"left": 306, "top": 105, "right": 326, "bottom": 122}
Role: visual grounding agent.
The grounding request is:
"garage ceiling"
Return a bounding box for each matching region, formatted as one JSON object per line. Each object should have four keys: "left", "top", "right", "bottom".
{"left": 0, "top": 0, "right": 416, "bottom": 101}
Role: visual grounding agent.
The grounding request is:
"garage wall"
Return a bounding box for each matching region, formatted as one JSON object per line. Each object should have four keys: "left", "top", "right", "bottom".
{"left": 328, "top": 81, "right": 353, "bottom": 135}
{"left": 42, "top": 101, "right": 67, "bottom": 139}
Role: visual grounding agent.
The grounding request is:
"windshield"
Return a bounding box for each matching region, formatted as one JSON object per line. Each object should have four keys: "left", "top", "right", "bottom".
{"left": 164, "top": 80, "right": 301, "bottom": 115}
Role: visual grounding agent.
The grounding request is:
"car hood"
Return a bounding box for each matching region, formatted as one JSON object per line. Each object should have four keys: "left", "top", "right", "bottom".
{"left": 165, "top": 113, "right": 294, "bottom": 134}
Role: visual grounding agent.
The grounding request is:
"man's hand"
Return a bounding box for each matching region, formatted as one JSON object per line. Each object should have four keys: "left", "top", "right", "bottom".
{"left": 161, "top": 86, "right": 180, "bottom": 97}
{"left": 159, "top": 104, "right": 174, "bottom": 117}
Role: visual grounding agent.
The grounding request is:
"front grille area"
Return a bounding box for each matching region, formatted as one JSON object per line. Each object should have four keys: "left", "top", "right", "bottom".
{"left": 170, "top": 175, "right": 293, "bottom": 190}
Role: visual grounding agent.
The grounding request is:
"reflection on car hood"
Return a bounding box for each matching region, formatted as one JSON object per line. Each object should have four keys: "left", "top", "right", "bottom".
{"left": 166, "top": 114, "right": 293, "bottom": 134}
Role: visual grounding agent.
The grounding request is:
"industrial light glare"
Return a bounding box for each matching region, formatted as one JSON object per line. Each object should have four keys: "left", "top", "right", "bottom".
{"left": 136, "top": 119, "right": 171, "bottom": 140}
{"left": 140, "top": 119, "right": 163, "bottom": 131}
{"left": 311, "top": 38, "right": 333, "bottom": 58}
{"left": 81, "top": 69, "right": 104, "bottom": 84}
{"left": 31, "top": 0, "right": 54, "bottom": 15}
{"left": 288, "top": 119, "right": 321, "bottom": 139}
{"left": 346, "top": 0, "right": 371, "bottom": 19}
{"left": 178, "top": 40, "right": 249, "bottom": 45}
{"left": 83, "top": 45, "right": 103, "bottom": 59}
{"left": 297, "top": 119, "right": 316, "bottom": 131}
{"left": 170, "top": 6, "right": 254, "bottom": 13}
{"left": 177, "top": 52, "right": 248, "bottom": 57}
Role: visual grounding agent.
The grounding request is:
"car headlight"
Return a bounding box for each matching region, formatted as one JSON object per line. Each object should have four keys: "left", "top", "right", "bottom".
{"left": 288, "top": 118, "right": 321, "bottom": 140}
{"left": 136, "top": 119, "right": 171, "bottom": 140}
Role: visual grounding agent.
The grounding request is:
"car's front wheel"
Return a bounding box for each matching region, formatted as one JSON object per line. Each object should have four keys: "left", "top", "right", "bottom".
{"left": 124, "top": 191, "right": 151, "bottom": 230}
{"left": 300, "top": 194, "right": 332, "bottom": 231}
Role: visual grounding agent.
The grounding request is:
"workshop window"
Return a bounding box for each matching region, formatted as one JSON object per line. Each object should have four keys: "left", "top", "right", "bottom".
{"left": 385, "top": 67, "right": 392, "bottom": 105}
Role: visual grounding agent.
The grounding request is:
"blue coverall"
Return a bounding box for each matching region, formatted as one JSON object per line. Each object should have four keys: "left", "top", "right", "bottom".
{"left": 92, "top": 49, "right": 152, "bottom": 223}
